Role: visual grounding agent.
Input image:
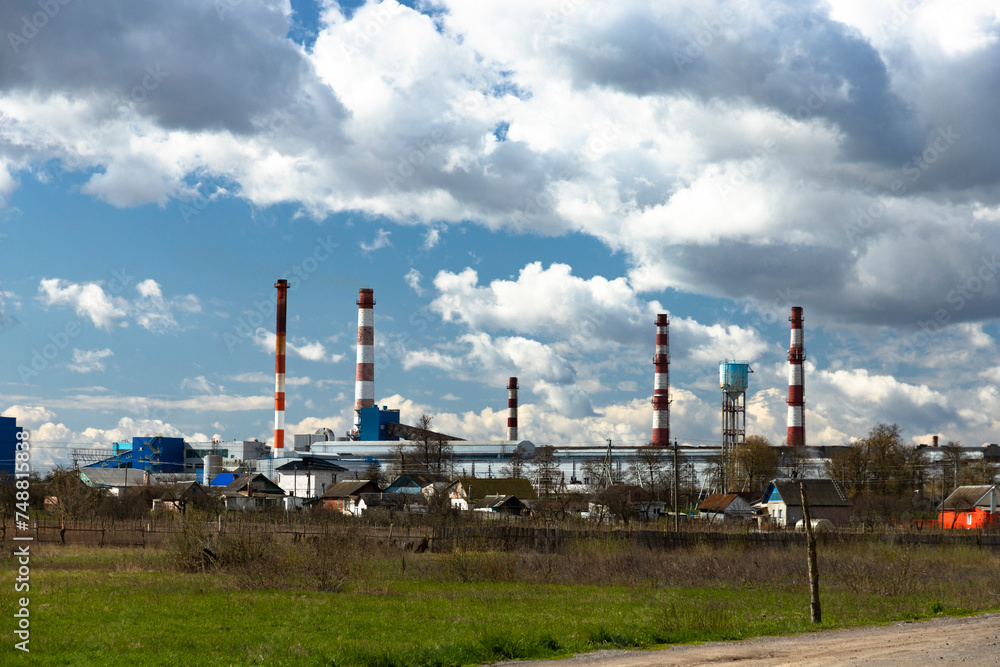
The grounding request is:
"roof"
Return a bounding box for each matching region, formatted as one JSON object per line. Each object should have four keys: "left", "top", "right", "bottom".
{"left": 698, "top": 493, "right": 743, "bottom": 513}
{"left": 210, "top": 472, "right": 239, "bottom": 487}
{"left": 222, "top": 473, "right": 285, "bottom": 497}
{"left": 159, "top": 481, "right": 208, "bottom": 501}
{"left": 763, "top": 479, "right": 850, "bottom": 507}
{"left": 384, "top": 473, "right": 449, "bottom": 492}
{"left": 275, "top": 458, "right": 348, "bottom": 472}
{"left": 472, "top": 494, "right": 526, "bottom": 510}
{"left": 320, "top": 479, "right": 382, "bottom": 499}
{"left": 358, "top": 492, "right": 425, "bottom": 510}
{"left": 80, "top": 469, "right": 150, "bottom": 488}
{"left": 596, "top": 484, "right": 653, "bottom": 504}
{"left": 940, "top": 485, "right": 998, "bottom": 511}
{"left": 457, "top": 477, "right": 537, "bottom": 501}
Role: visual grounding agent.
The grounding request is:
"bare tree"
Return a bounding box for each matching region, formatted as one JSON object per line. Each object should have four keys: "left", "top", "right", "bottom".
{"left": 778, "top": 444, "right": 811, "bottom": 479}
{"left": 388, "top": 441, "right": 408, "bottom": 479}
{"left": 630, "top": 447, "right": 667, "bottom": 518}
{"left": 531, "top": 446, "right": 560, "bottom": 496}
{"left": 41, "top": 467, "right": 99, "bottom": 520}
{"left": 732, "top": 435, "right": 779, "bottom": 492}
{"left": 940, "top": 441, "right": 969, "bottom": 491}
{"left": 500, "top": 445, "right": 529, "bottom": 479}
{"left": 581, "top": 457, "right": 605, "bottom": 493}
{"left": 363, "top": 462, "right": 388, "bottom": 488}
{"left": 409, "top": 413, "right": 453, "bottom": 477}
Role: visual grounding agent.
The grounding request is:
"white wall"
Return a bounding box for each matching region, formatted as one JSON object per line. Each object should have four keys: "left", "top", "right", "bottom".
{"left": 277, "top": 470, "right": 338, "bottom": 498}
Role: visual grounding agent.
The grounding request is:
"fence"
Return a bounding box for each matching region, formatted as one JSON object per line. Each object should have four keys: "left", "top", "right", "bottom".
{"left": 4, "top": 519, "right": 1000, "bottom": 552}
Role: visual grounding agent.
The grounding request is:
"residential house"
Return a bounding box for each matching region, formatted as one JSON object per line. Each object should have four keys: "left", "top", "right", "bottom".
{"left": 589, "top": 484, "right": 666, "bottom": 521}
{"left": 760, "top": 478, "right": 851, "bottom": 527}
{"left": 383, "top": 473, "right": 450, "bottom": 495}
{"left": 472, "top": 494, "right": 529, "bottom": 517}
{"left": 275, "top": 457, "right": 347, "bottom": 499}
{"left": 358, "top": 492, "right": 427, "bottom": 514}
{"left": 79, "top": 469, "right": 154, "bottom": 496}
{"left": 222, "top": 473, "right": 286, "bottom": 510}
{"left": 939, "top": 485, "right": 999, "bottom": 530}
{"left": 697, "top": 493, "right": 758, "bottom": 522}
{"left": 311, "top": 479, "right": 382, "bottom": 515}
{"left": 155, "top": 481, "right": 212, "bottom": 513}
{"left": 454, "top": 477, "right": 537, "bottom": 510}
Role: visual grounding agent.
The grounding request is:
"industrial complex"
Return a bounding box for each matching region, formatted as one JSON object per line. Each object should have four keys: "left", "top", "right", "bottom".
{"left": 3, "top": 281, "right": 997, "bottom": 528}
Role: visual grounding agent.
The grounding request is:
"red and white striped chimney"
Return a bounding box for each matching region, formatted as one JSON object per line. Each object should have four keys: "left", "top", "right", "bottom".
{"left": 507, "top": 377, "right": 518, "bottom": 441}
{"left": 354, "top": 288, "right": 375, "bottom": 432}
{"left": 651, "top": 313, "right": 670, "bottom": 446}
{"left": 787, "top": 306, "right": 805, "bottom": 447}
{"left": 274, "top": 279, "right": 289, "bottom": 456}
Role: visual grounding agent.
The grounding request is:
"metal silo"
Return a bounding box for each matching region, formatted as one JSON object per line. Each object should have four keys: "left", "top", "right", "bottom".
{"left": 204, "top": 454, "right": 223, "bottom": 486}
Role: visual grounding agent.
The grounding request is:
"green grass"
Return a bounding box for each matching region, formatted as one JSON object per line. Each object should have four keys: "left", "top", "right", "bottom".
{"left": 3, "top": 542, "right": 999, "bottom": 666}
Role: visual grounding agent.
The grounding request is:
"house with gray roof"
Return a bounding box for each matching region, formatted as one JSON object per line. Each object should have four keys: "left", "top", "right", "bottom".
{"left": 221, "top": 473, "right": 286, "bottom": 510}
{"left": 761, "top": 478, "right": 851, "bottom": 527}
{"left": 275, "top": 457, "right": 347, "bottom": 499}
{"left": 939, "top": 485, "right": 998, "bottom": 530}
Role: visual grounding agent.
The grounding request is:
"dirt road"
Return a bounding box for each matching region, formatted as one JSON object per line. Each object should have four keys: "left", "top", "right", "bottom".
{"left": 494, "top": 613, "right": 1000, "bottom": 666}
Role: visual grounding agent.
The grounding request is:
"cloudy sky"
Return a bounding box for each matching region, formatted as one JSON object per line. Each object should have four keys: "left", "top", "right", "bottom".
{"left": 2, "top": 0, "right": 999, "bottom": 469}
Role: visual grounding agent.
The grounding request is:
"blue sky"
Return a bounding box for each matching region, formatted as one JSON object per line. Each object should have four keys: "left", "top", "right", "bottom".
{"left": 2, "top": 0, "right": 1000, "bottom": 469}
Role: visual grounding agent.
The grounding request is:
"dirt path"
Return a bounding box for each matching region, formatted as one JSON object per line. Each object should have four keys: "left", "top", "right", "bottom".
{"left": 494, "top": 613, "right": 1000, "bottom": 666}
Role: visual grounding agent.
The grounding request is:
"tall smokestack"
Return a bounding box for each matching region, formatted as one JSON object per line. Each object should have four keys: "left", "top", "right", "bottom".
{"left": 274, "top": 279, "right": 289, "bottom": 457}
{"left": 652, "top": 313, "right": 670, "bottom": 446}
{"left": 354, "top": 288, "right": 375, "bottom": 433}
{"left": 787, "top": 306, "right": 805, "bottom": 447}
{"left": 507, "top": 377, "right": 519, "bottom": 441}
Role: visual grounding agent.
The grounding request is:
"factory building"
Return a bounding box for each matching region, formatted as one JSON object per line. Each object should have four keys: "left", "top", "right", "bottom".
{"left": 85, "top": 436, "right": 186, "bottom": 473}
{"left": 0, "top": 415, "right": 23, "bottom": 475}
{"left": 76, "top": 279, "right": 998, "bottom": 511}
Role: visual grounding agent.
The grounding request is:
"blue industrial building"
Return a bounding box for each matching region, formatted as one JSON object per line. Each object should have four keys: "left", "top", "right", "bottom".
{"left": 86, "top": 436, "right": 186, "bottom": 473}
{"left": 356, "top": 406, "right": 400, "bottom": 441}
{"left": 0, "top": 416, "right": 24, "bottom": 475}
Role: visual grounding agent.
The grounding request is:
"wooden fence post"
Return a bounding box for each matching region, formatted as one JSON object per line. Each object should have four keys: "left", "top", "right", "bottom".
{"left": 800, "top": 482, "right": 821, "bottom": 624}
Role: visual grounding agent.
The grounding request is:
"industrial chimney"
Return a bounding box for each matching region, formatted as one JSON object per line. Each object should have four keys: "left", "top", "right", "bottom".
{"left": 507, "top": 377, "right": 519, "bottom": 441}
{"left": 787, "top": 306, "right": 805, "bottom": 447}
{"left": 354, "top": 288, "right": 375, "bottom": 433}
{"left": 651, "top": 313, "right": 670, "bottom": 446}
{"left": 274, "top": 279, "right": 289, "bottom": 457}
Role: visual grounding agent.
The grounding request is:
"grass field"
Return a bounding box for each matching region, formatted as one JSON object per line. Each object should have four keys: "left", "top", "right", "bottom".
{"left": 3, "top": 526, "right": 1000, "bottom": 666}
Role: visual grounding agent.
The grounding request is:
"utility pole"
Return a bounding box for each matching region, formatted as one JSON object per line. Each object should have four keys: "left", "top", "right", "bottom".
{"left": 800, "top": 482, "right": 821, "bottom": 624}
{"left": 673, "top": 438, "right": 680, "bottom": 533}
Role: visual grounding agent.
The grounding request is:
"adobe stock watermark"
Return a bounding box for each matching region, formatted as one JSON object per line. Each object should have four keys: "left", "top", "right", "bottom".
{"left": 383, "top": 93, "right": 485, "bottom": 190}
{"left": 672, "top": 0, "right": 750, "bottom": 73}
{"left": 12, "top": 427, "right": 33, "bottom": 652}
{"left": 739, "top": 288, "right": 798, "bottom": 340}
{"left": 845, "top": 126, "right": 960, "bottom": 243}
{"left": 44, "top": 65, "right": 170, "bottom": 184}
{"left": 17, "top": 269, "right": 135, "bottom": 383}
{"left": 510, "top": 121, "right": 623, "bottom": 228}
{"left": 7, "top": 0, "right": 72, "bottom": 54}
{"left": 875, "top": 0, "right": 924, "bottom": 38}
{"left": 545, "top": 0, "right": 584, "bottom": 24}
{"left": 886, "top": 253, "right": 998, "bottom": 369}
{"left": 339, "top": 1, "right": 407, "bottom": 61}
{"left": 223, "top": 236, "right": 341, "bottom": 352}
{"left": 373, "top": 304, "right": 438, "bottom": 373}
{"left": 179, "top": 110, "right": 292, "bottom": 224}
{"left": 716, "top": 84, "right": 832, "bottom": 200}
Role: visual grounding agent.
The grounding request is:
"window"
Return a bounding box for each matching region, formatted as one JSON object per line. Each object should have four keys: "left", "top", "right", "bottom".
{"left": 968, "top": 513, "right": 973, "bottom": 526}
